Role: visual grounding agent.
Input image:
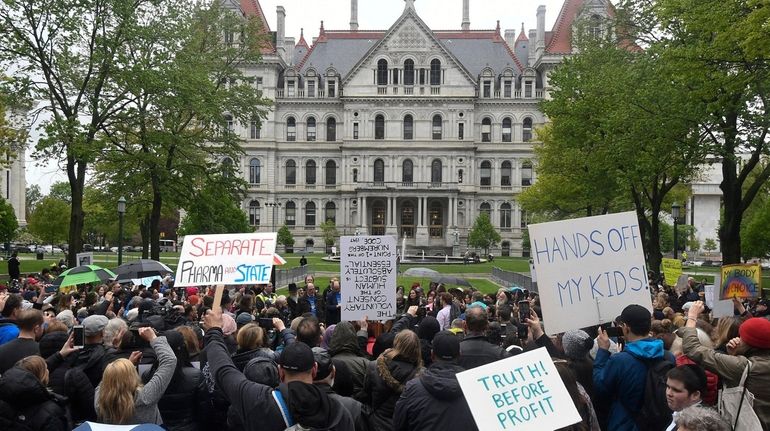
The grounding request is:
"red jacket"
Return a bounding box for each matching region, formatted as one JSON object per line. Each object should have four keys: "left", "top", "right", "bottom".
{"left": 677, "top": 354, "right": 718, "bottom": 406}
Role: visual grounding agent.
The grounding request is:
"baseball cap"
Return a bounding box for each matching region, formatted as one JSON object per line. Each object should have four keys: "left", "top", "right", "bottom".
{"left": 82, "top": 314, "right": 109, "bottom": 336}
{"left": 279, "top": 342, "right": 315, "bottom": 372}
{"left": 312, "top": 347, "right": 333, "bottom": 380}
{"left": 236, "top": 313, "right": 254, "bottom": 326}
{"left": 617, "top": 304, "right": 652, "bottom": 335}
{"left": 431, "top": 330, "right": 460, "bottom": 361}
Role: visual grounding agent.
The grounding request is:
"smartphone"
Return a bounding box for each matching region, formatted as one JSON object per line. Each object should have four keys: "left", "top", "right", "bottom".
{"left": 73, "top": 325, "right": 85, "bottom": 347}
{"left": 602, "top": 323, "right": 623, "bottom": 338}
{"left": 45, "top": 284, "right": 58, "bottom": 294}
{"left": 258, "top": 318, "right": 274, "bottom": 329}
{"left": 130, "top": 328, "right": 150, "bottom": 348}
{"left": 518, "top": 300, "right": 531, "bottom": 323}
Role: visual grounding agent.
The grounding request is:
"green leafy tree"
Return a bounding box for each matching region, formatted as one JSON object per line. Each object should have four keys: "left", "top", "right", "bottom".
{"left": 28, "top": 197, "right": 70, "bottom": 248}
{"left": 277, "top": 225, "right": 294, "bottom": 253}
{"left": 320, "top": 221, "right": 338, "bottom": 252}
{"left": 25, "top": 184, "right": 42, "bottom": 219}
{"left": 48, "top": 182, "right": 71, "bottom": 203}
{"left": 704, "top": 238, "right": 718, "bottom": 254}
{"left": 178, "top": 182, "right": 250, "bottom": 235}
{"left": 468, "top": 213, "right": 501, "bottom": 255}
{"left": 0, "top": 198, "right": 18, "bottom": 244}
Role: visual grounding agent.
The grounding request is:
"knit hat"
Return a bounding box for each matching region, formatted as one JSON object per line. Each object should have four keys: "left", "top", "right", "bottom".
{"left": 221, "top": 314, "right": 237, "bottom": 336}
{"left": 739, "top": 317, "right": 770, "bottom": 349}
{"left": 562, "top": 330, "right": 593, "bottom": 360}
{"left": 188, "top": 295, "right": 200, "bottom": 306}
{"left": 432, "top": 331, "right": 460, "bottom": 361}
{"left": 236, "top": 312, "right": 254, "bottom": 327}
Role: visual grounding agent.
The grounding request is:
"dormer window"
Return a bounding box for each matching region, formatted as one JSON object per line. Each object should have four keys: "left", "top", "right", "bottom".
{"left": 589, "top": 15, "right": 602, "bottom": 39}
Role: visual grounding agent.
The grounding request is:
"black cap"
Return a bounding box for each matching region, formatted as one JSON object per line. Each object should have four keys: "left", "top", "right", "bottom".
{"left": 244, "top": 356, "right": 280, "bottom": 388}
{"left": 279, "top": 342, "right": 315, "bottom": 372}
{"left": 312, "top": 347, "right": 333, "bottom": 380}
{"left": 431, "top": 330, "right": 460, "bottom": 361}
{"left": 618, "top": 304, "right": 652, "bottom": 335}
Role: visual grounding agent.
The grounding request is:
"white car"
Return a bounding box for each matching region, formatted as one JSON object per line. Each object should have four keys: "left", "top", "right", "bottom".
{"left": 39, "top": 245, "right": 63, "bottom": 253}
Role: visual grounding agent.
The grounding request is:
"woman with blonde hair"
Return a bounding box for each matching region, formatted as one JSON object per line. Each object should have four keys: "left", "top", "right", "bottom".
{"left": 362, "top": 329, "right": 424, "bottom": 431}
{"left": 0, "top": 355, "right": 67, "bottom": 430}
{"left": 95, "top": 327, "right": 176, "bottom": 425}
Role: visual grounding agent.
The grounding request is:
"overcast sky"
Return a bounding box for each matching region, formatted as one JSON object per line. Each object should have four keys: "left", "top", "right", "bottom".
{"left": 26, "top": 0, "right": 568, "bottom": 193}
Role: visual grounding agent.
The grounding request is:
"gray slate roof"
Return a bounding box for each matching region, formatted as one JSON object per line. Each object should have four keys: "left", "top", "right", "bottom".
{"left": 299, "top": 36, "right": 381, "bottom": 77}
{"left": 438, "top": 38, "right": 521, "bottom": 77}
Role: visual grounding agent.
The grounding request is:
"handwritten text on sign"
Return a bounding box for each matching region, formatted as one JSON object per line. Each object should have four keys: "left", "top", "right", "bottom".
{"left": 457, "top": 347, "right": 581, "bottom": 431}
{"left": 174, "top": 233, "right": 277, "bottom": 287}
{"left": 528, "top": 211, "right": 652, "bottom": 335}
{"left": 340, "top": 235, "right": 397, "bottom": 321}
{"left": 720, "top": 264, "right": 761, "bottom": 300}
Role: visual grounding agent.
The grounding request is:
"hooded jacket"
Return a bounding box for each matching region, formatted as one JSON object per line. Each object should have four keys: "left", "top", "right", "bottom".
{"left": 393, "top": 361, "right": 478, "bottom": 431}
{"left": 203, "top": 327, "right": 354, "bottom": 431}
{"left": 330, "top": 322, "right": 370, "bottom": 396}
{"left": 361, "top": 354, "right": 423, "bottom": 431}
{"left": 458, "top": 333, "right": 510, "bottom": 370}
{"left": 0, "top": 367, "right": 68, "bottom": 431}
{"left": 593, "top": 337, "right": 667, "bottom": 431}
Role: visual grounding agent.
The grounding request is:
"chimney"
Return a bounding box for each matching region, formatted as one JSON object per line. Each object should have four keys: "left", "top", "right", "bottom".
{"left": 350, "top": 0, "right": 359, "bottom": 31}
{"left": 285, "top": 37, "right": 295, "bottom": 65}
{"left": 536, "top": 5, "right": 546, "bottom": 53}
{"left": 276, "top": 6, "right": 286, "bottom": 60}
{"left": 461, "top": 0, "right": 470, "bottom": 31}
{"left": 504, "top": 29, "right": 516, "bottom": 48}
{"left": 528, "top": 29, "right": 537, "bottom": 65}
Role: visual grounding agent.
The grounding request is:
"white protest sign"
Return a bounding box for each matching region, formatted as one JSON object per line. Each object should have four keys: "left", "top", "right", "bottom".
{"left": 174, "top": 233, "right": 277, "bottom": 287}
{"left": 76, "top": 252, "right": 93, "bottom": 267}
{"left": 340, "top": 235, "right": 397, "bottom": 321}
{"left": 457, "top": 347, "right": 582, "bottom": 431}
{"left": 528, "top": 211, "right": 652, "bottom": 335}
{"left": 706, "top": 274, "right": 734, "bottom": 318}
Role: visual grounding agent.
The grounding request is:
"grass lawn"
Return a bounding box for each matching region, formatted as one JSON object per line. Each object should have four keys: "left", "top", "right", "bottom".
{"left": 276, "top": 275, "right": 502, "bottom": 297}
{"left": 278, "top": 253, "right": 530, "bottom": 274}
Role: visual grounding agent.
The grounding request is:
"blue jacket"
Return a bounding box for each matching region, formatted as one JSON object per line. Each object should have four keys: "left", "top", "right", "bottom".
{"left": 593, "top": 338, "right": 672, "bottom": 431}
{"left": 0, "top": 319, "right": 19, "bottom": 346}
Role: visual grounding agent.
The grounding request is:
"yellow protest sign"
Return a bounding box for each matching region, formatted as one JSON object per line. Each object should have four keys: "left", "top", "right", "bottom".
{"left": 661, "top": 258, "right": 682, "bottom": 287}
{"left": 720, "top": 264, "right": 761, "bottom": 299}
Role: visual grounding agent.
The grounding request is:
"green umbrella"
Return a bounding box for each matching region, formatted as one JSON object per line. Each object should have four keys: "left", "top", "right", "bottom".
{"left": 53, "top": 265, "right": 117, "bottom": 289}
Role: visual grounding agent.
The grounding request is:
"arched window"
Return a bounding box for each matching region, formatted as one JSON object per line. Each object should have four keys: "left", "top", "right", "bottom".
{"left": 326, "top": 118, "right": 336, "bottom": 141}
{"left": 404, "top": 59, "right": 415, "bottom": 86}
{"left": 480, "top": 202, "right": 491, "bottom": 219}
{"left": 305, "top": 202, "right": 316, "bottom": 227}
{"left": 285, "top": 160, "right": 296, "bottom": 185}
{"left": 500, "top": 203, "right": 512, "bottom": 228}
{"left": 522, "top": 161, "right": 533, "bottom": 186}
{"left": 480, "top": 161, "right": 492, "bottom": 186}
{"left": 430, "top": 59, "right": 441, "bottom": 86}
{"left": 286, "top": 116, "right": 296, "bottom": 141}
{"left": 223, "top": 114, "right": 234, "bottom": 134}
{"left": 285, "top": 201, "right": 296, "bottom": 226}
{"left": 306, "top": 117, "right": 316, "bottom": 141}
{"left": 482, "top": 117, "right": 492, "bottom": 142}
{"left": 325, "top": 160, "right": 337, "bottom": 185}
{"left": 250, "top": 118, "right": 260, "bottom": 139}
{"left": 375, "top": 114, "right": 385, "bottom": 140}
{"left": 306, "top": 160, "right": 316, "bottom": 185}
{"left": 352, "top": 168, "right": 358, "bottom": 183}
{"left": 501, "top": 161, "right": 512, "bottom": 186}
{"left": 402, "top": 159, "right": 413, "bottom": 184}
{"left": 432, "top": 115, "right": 442, "bottom": 140}
{"left": 521, "top": 209, "right": 529, "bottom": 228}
{"left": 325, "top": 202, "right": 336, "bottom": 223}
{"left": 221, "top": 157, "right": 234, "bottom": 178}
{"left": 374, "top": 159, "right": 385, "bottom": 184}
{"left": 403, "top": 115, "right": 414, "bottom": 140}
{"left": 502, "top": 118, "right": 512, "bottom": 142}
{"left": 377, "top": 59, "right": 388, "bottom": 85}
{"left": 523, "top": 117, "right": 533, "bottom": 142}
{"left": 248, "top": 200, "right": 260, "bottom": 226}
{"left": 249, "top": 158, "right": 261, "bottom": 184}
{"left": 431, "top": 159, "right": 442, "bottom": 184}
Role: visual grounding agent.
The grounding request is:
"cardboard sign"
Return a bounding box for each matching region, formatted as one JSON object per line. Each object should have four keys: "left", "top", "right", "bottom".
{"left": 705, "top": 276, "right": 734, "bottom": 318}
{"left": 528, "top": 211, "right": 652, "bottom": 335}
{"left": 174, "top": 233, "right": 277, "bottom": 287}
{"left": 720, "top": 264, "right": 761, "bottom": 300}
{"left": 457, "top": 347, "right": 582, "bottom": 431}
{"left": 340, "top": 235, "right": 397, "bottom": 321}
{"left": 76, "top": 252, "right": 93, "bottom": 267}
{"left": 661, "top": 258, "right": 682, "bottom": 287}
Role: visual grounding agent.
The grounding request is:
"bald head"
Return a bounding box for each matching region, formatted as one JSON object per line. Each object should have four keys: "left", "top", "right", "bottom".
{"left": 466, "top": 307, "right": 488, "bottom": 333}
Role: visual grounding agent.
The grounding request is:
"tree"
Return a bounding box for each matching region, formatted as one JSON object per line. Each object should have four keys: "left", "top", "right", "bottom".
{"left": 277, "top": 225, "right": 294, "bottom": 253}
{"left": 320, "top": 220, "right": 338, "bottom": 252}
{"left": 28, "top": 197, "right": 70, "bottom": 248}
{"left": 468, "top": 213, "right": 501, "bottom": 255}
{"left": 704, "top": 238, "right": 718, "bottom": 254}
{"left": 0, "top": 0, "right": 153, "bottom": 266}
{"left": 25, "top": 184, "right": 42, "bottom": 219}
{"left": 0, "top": 198, "right": 18, "bottom": 244}
{"left": 48, "top": 182, "right": 71, "bottom": 203}
{"left": 178, "top": 182, "right": 251, "bottom": 235}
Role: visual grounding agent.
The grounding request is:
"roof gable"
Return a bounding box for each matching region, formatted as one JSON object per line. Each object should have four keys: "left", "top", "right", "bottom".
{"left": 241, "top": 0, "right": 275, "bottom": 54}
{"left": 546, "top": 0, "right": 615, "bottom": 54}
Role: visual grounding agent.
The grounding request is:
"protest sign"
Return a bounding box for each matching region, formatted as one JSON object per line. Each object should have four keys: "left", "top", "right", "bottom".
{"left": 457, "top": 347, "right": 581, "bottom": 431}
{"left": 720, "top": 264, "right": 761, "bottom": 300}
{"left": 528, "top": 211, "right": 652, "bottom": 335}
{"left": 76, "top": 252, "right": 93, "bottom": 267}
{"left": 174, "top": 233, "right": 277, "bottom": 287}
{"left": 661, "top": 258, "right": 682, "bottom": 287}
{"left": 340, "top": 235, "right": 397, "bottom": 321}
{"left": 675, "top": 274, "right": 689, "bottom": 295}
{"left": 705, "top": 276, "right": 733, "bottom": 318}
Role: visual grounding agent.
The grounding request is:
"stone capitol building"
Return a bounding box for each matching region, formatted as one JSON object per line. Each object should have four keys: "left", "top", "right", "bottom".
{"left": 223, "top": 0, "right": 614, "bottom": 256}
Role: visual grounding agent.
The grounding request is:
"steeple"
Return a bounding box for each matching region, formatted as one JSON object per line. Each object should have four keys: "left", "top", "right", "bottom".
{"left": 297, "top": 28, "right": 309, "bottom": 48}
{"left": 516, "top": 22, "right": 529, "bottom": 42}
{"left": 461, "top": 0, "right": 470, "bottom": 30}
{"left": 404, "top": 0, "right": 415, "bottom": 12}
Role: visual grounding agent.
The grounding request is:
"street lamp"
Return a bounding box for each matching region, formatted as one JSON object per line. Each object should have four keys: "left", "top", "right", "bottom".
{"left": 266, "top": 202, "right": 281, "bottom": 231}
{"left": 452, "top": 229, "right": 459, "bottom": 246}
{"left": 672, "top": 202, "right": 680, "bottom": 260}
{"left": 117, "top": 196, "right": 126, "bottom": 266}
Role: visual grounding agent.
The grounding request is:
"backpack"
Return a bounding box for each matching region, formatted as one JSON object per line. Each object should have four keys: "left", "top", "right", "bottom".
{"left": 626, "top": 357, "right": 674, "bottom": 431}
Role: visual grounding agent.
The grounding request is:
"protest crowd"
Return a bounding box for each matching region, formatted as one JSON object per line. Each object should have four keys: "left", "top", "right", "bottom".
{"left": 0, "top": 267, "right": 768, "bottom": 431}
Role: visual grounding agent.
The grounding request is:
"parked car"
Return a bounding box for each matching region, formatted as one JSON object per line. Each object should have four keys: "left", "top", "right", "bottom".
{"left": 82, "top": 244, "right": 94, "bottom": 251}
{"left": 39, "top": 245, "right": 63, "bottom": 254}
{"left": 23, "top": 244, "right": 38, "bottom": 253}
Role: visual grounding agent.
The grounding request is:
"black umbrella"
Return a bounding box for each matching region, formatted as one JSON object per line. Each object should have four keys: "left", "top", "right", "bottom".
{"left": 114, "top": 259, "right": 173, "bottom": 282}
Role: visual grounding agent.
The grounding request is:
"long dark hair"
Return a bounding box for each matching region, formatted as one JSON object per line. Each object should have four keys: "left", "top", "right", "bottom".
{"left": 554, "top": 361, "right": 589, "bottom": 431}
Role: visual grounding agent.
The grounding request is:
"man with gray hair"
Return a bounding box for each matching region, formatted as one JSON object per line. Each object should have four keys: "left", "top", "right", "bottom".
{"left": 103, "top": 317, "right": 127, "bottom": 348}
{"left": 674, "top": 405, "right": 730, "bottom": 431}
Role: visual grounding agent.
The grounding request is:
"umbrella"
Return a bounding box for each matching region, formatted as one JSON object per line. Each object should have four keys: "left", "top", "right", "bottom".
{"left": 430, "top": 275, "right": 472, "bottom": 287}
{"left": 114, "top": 259, "right": 173, "bottom": 282}
{"left": 53, "top": 265, "right": 117, "bottom": 288}
{"left": 273, "top": 254, "right": 287, "bottom": 266}
{"left": 403, "top": 267, "right": 440, "bottom": 277}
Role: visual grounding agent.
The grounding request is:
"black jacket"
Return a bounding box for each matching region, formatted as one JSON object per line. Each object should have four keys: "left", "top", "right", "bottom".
{"left": 155, "top": 367, "right": 202, "bottom": 431}
{"left": 298, "top": 294, "right": 325, "bottom": 322}
{"left": 0, "top": 367, "right": 68, "bottom": 431}
{"left": 458, "top": 334, "right": 510, "bottom": 370}
{"left": 46, "top": 351, "right": 97, "bottom": 423}
{"left": 361, "top": 355, "right": 423, "bottom": 431}
{"left": 204, "top": 328, "right": 354, "bottom": 431}
{"left": 317, "top": 383, "right": 370, "bottom": 431}
{"left": 325, "top": 290, "right": 341, "bottom": 325}
{"left": 393, "top": 361, "right": 478, "bottom": 431}
{"left": 69, "top": 343, "right": 107, "bottom": 387}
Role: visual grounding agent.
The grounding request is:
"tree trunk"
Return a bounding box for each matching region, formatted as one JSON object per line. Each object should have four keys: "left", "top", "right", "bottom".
{"left": 647, "top": 208, "right": 663, "bottom": 278}
{"left": 66, "top": 160, "right": 87, "bottom": 267}
{"left": 139, "top": 216, "right": 150, "bottom": 259}
{"left": 720, "top": 176, "right": 743, "bottom": 264}
{"left": 149, "top": 180, "right": 162, "bottom": 261}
